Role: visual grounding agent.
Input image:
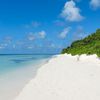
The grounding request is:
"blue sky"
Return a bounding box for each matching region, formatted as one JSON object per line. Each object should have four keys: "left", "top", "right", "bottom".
{"left": 0, "top": 0, "right": 100, "bottom": 54}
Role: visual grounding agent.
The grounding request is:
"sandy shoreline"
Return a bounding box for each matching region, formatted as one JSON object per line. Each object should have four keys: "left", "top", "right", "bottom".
{"left": 15, "top": 54, "right": 100, "bottom": 100}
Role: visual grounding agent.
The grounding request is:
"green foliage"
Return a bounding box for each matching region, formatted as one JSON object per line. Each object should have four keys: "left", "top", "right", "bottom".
{"left": 61, "top": 29, "right": 100, "bottom": 57}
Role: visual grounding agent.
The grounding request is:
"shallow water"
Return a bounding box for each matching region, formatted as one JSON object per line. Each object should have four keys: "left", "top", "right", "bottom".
{"left": 0, "top": 54, "right": 53, "bottom": 100}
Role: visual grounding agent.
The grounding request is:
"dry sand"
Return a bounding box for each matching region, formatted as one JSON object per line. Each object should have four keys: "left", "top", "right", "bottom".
{"left": 15, "top": 54, "right": 100, "bottom": 100}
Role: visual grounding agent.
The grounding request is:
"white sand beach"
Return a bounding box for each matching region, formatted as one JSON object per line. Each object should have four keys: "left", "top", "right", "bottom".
{"left": 15, "top": 54, "right": 100, "bottom": 100}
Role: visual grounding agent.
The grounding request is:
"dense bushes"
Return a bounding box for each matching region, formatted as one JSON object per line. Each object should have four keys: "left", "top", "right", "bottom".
{"left": 61, "top": 29, "right": 100, "bottom": 57}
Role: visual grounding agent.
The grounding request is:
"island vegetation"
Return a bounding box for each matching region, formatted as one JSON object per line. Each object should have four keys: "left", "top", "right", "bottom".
{"left": 62, "top": 29, "right": 100, "bottom": 57}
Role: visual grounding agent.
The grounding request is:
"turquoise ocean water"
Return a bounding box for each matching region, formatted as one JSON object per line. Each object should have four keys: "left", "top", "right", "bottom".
{"left": 0, "top": 54, "right": 53, "bottom": 100}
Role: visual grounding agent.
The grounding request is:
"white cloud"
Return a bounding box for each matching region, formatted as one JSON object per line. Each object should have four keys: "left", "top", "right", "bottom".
{"left": 1, "top": 43, "right": 8, "bottom": 47}
{"left": 4, "top": 36, "right": 12, "bottom": 43}
{"left": 61, "top": 0, "right": 84, "bottom": 22}
{"left": 54, "top": 20, "right": 65, "bottom": 26}
{"left": 27, "top": 32, "right": 35, "bottom": 41}
{"left": 0, "top": 46, "right": 4, "bottom": 49}
{"left": 27, "top": 46, "right": 33, "bottom": 49}
{"left": 31, "top": 21, "right": 41, "bottom": 27}
{"left": 27, "top": 30, "right": 46, "bottom": 41}
{"left": 39, "top": 31, "right": 46, "bottom": 39}
{"left": 49, "top": 43, "right": 56, "bottom": 48}
{"left": 73, "top": 26, "right": 87, "bottom": 41}
{"left": 0, "top": 44, "right": 6, "bottom": 49}
{"left": 25, "top": 21, "right": 41, "bottom": 28}
{"left": 90, "top": 0, "right": 100, "bottom": 9}
{"left": 59, "top": 27, "right": 71, "bottom": 39}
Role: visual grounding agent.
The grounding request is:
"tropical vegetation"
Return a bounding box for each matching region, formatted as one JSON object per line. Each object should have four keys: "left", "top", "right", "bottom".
{"left": 61, "top": 29, "right": 100, "bottom": 57}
